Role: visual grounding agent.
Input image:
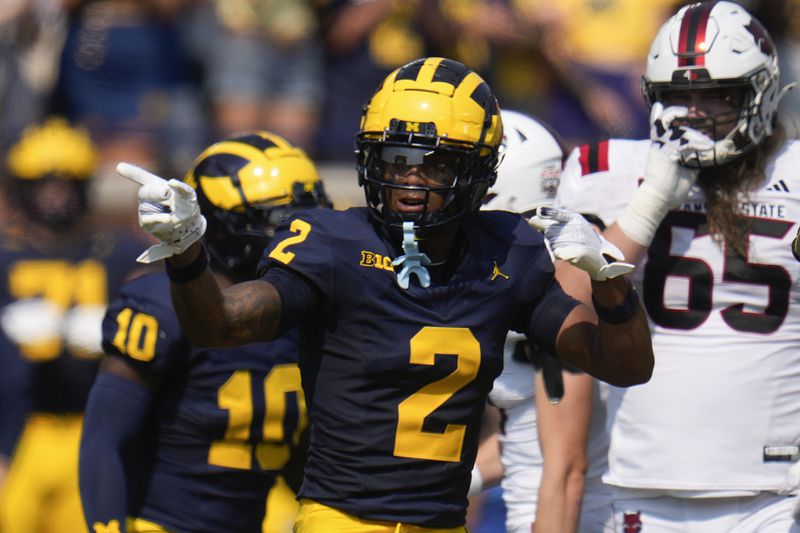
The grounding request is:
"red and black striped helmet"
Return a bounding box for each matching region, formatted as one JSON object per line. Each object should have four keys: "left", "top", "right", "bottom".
{"left": 642, "top": 1, "right": 781, "bottom": 166}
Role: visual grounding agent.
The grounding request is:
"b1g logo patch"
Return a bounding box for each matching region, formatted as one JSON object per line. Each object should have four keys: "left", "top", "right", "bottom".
{"left": 622, "top": 511, "right": 642, "bottom": 533}
{"left": 360, "top": 250, "right": 395, "bottom": 272}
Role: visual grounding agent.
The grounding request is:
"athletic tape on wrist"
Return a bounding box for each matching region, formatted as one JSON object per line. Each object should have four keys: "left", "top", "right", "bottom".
{"left": 616, "top": 185, "right": 670, "bottom": 247}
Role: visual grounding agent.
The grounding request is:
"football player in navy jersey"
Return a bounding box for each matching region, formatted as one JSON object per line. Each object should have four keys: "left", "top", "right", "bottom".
{"left": 117, "top": 57, "right": 654, "bottom": 532}
{"left": 0, "top": 117, "right": 145, "bottom": 533}
{"left": 78, "top": 132, "right": 330, "bottom": 533}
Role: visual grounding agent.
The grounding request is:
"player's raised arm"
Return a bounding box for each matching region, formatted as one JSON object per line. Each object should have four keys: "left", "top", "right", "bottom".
{"left": 117, "top": 163, "right": 282, "bottom": 347}
{"left": 605, "top": 103, "right": 713, "bottom": 264}
{"left": 530, "top": 207, "right": 654, "bottom": 386}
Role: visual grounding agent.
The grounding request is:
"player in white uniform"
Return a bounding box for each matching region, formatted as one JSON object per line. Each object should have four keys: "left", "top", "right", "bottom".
{"left": 556, "top": 2, "right": 800, "bottom": 531}
{"left": 479, "top": 110, "right": 613, "bottom": 532}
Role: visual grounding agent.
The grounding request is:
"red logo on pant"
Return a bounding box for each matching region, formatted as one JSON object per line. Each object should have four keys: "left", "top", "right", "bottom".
{"left": 622, "top": 511, "right": 642, "bottom": 532}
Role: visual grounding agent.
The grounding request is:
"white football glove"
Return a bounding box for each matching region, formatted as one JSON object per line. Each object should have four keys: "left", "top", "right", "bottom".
{"left": 617, "top": 103, "right": 714, "bottom": 246}
{"left": 116, "top": 162, "right": 207, "bottom": 264}
{"left": 61, "top": 305, "right": 107, "bottom": 358}
{"left": 529, "top": 206, "right": 634, "bottom": 281}
{"left": 0, "top": 298, "right": 63, "bottom": 345}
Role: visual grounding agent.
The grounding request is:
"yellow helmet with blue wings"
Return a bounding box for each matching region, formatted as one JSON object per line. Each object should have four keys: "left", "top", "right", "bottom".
{"left": 185, "top": 131, "right": 330, "bottom": 280}
{"left": 356, "top": 57, "right": 502, "bottom": 231}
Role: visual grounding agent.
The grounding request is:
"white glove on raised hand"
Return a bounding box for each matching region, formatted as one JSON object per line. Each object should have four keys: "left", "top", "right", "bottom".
{"left": 617, "top": 103, "right": 714, "bottom": 246}
{"left": 529, "top": 206, "right": 634, "bottom": 281}
{"left": 117, "top": 162, "right": 207, "bottom": 264}
{"left": 0, "top": 298, "right": 63, "bottom": 345}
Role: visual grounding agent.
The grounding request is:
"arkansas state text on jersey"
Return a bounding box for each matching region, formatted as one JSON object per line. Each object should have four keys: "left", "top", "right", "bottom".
{"left": 559, "top": 138, "right": 800, "bottom": 492}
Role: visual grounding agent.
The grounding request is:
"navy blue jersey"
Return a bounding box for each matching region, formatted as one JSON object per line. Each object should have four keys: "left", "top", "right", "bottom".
{"left": 101, "top": 272, "right": 306, "bottom": 533}
{"left": 259, "top": 207, "right": 577, "bottom": 527}
{"left": 0, "top": 331, "right": 29, "bottom": 457}
{"left": 0, "top": 230, "right": 143, "bottom": 414}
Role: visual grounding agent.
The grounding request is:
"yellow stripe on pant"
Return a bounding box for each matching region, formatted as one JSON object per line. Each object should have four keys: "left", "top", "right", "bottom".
{"left": 294, "top": 499, "right": 468, "bottom": 533}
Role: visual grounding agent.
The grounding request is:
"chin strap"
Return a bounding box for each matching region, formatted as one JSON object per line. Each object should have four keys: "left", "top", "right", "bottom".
{"left": 392, "top": 221, "right": 431, "bottom": 289}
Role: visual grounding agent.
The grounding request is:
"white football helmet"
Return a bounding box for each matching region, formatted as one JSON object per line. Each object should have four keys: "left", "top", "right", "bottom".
{"left": 642, "top": 1, "right": 784, "bottom": 167}
{"left": 482, "top": 110, "right": 563, "bottom": 215}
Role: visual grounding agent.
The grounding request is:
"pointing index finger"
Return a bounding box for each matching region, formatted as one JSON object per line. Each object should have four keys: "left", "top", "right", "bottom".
{"left": 116, "top": 162, "right": 167, "bottom": 186}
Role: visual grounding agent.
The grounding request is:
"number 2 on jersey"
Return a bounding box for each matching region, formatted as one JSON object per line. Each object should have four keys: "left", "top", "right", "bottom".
{"left": 269, "top": 219, "right": 311, "bottom": 265}
{"left": 394, "top": 327, "right": 481, "bottom": 463}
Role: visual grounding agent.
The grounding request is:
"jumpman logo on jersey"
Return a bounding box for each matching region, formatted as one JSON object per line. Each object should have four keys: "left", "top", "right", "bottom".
{"left": 491, "top": 261, "right": 509, "bottom": 281}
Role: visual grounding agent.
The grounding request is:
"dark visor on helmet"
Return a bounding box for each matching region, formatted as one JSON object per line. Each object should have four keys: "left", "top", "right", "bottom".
{"left": 370, "top": 145, "right": 467, "bottom": 187}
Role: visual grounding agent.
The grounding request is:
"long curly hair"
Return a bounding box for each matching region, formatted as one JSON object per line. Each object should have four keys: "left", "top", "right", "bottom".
{"left": 696, "top": 124, "right": 787, "bottom": 257}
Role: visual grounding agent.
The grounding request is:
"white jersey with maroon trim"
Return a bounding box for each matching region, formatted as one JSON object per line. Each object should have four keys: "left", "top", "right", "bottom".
{"left": 558, "top": 138, "right": 800, "bottom": 493}
{"left": 489, "top": 333, "right": 609, "bottom": 531}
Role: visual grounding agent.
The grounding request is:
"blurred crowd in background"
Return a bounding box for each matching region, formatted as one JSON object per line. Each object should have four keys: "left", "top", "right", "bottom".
{"left": 2, "top": 0, "right": 800, "bottom": 531}
{"left": 4, "top": 0, "right": 800, "bottom": 222}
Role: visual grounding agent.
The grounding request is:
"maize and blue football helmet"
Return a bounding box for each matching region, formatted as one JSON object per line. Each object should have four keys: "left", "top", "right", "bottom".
{"left": 356, "top": 57, "right": 503, "bottom": 233}
{"left": 184, "top": 131, "right": 331, "bottom": 280}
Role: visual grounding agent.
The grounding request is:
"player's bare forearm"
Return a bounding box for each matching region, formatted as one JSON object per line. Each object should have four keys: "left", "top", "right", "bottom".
{"left": 534, "top": 371, "right": 591, "bottom": 533}
{"left": 556, "top": 277, "right": 653, "bottom": 387}
{"left": 535, "top": 467, "right": 584, "bottom": 533}
{"left": 168, "top": 245, "right": 282, "bottom": 347}
{"left": 475, "top": 405, "right": 503, "bottom": 489}
{"left": 592, "top": 277, "right": 654, "bottom": 384}
{"left": 604, "top": 223, "right": 650, "bottom": 266}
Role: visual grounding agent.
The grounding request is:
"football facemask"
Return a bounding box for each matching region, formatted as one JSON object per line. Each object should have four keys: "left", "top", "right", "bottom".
{"left": 642, "top": 1, "right": 784, "bottom": 167}
{"left": 356, "top": 57, "right": 502, "bottom": 235}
